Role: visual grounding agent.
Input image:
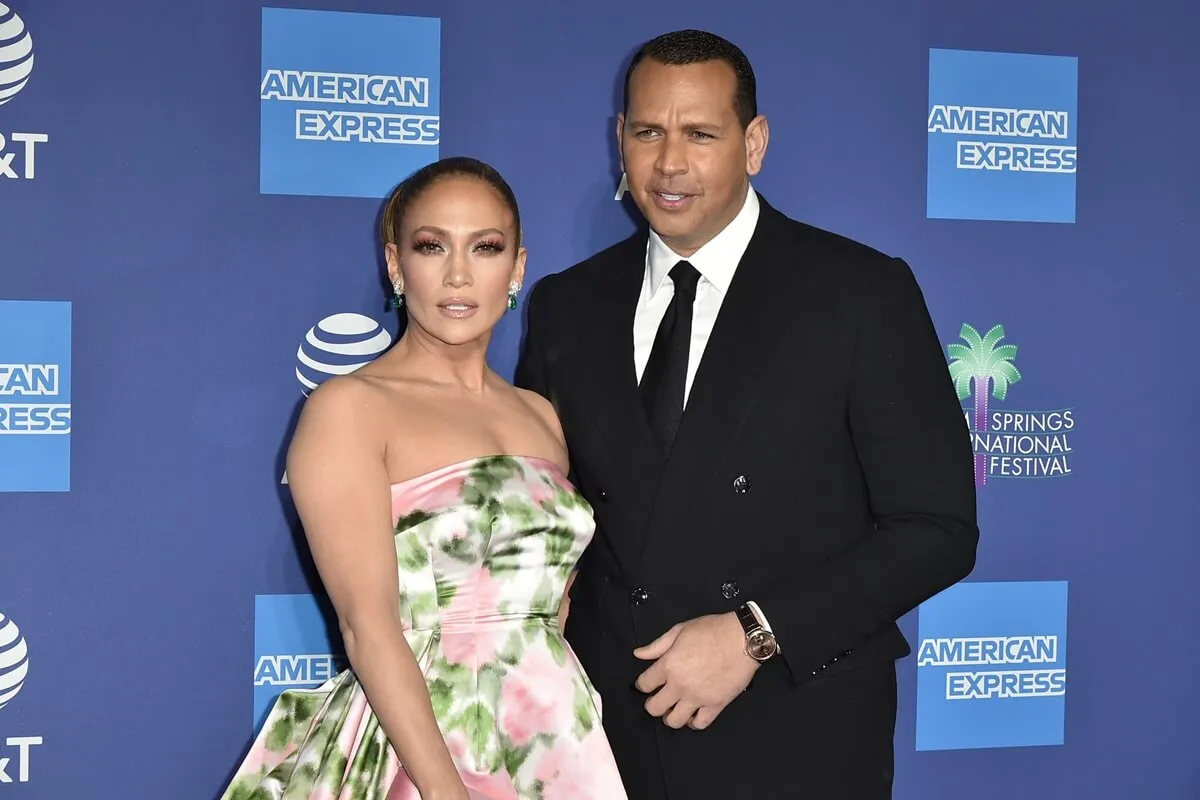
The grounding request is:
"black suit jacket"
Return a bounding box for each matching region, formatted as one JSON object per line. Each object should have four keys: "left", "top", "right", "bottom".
{"left": 515, "top": 195, "right": 978, "bottom": 799}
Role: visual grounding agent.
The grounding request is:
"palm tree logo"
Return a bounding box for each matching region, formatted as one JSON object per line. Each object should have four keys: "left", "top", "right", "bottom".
{"left": 947, "top": 323, "right": 1022, "bottom": 486}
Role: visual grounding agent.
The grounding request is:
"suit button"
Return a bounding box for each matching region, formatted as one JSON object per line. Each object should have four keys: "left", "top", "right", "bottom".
{"left": 721, "top": 581, "right": 740, "bottom": 600}
{"left": 630, "top": 588, "right": 650, "bottom": 605}
{"left": 598, "top": 489, "right": 608, "bottom": 501}
{"left": 733, "top": 475, "right": 750, "bottom": 493}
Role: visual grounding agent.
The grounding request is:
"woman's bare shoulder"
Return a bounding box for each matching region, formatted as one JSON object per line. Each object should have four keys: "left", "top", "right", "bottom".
{"left": 297, "top": 372, "right": 400, "bottom": 425}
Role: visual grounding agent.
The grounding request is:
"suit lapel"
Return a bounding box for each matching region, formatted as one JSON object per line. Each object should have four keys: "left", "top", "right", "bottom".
{"left": 637, "top": 199, "right": 811, "bottom": 566}
{"left": 573, "top": 233, "right": 666, "bottom": 569}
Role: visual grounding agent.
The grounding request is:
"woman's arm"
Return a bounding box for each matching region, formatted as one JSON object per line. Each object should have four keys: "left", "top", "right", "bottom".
{"left": 286, "top": 379, "right": 466, "bottom": 800}
{"left": 558, "top": 570, "right": 577, "bottom": 630}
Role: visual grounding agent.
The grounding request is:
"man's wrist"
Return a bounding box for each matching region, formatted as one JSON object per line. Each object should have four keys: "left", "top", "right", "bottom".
{"left": 725, "top": 611, "right": 760, "bottom": 665}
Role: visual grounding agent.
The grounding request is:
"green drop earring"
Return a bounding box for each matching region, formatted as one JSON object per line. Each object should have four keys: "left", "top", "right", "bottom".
{"left": 390, "top": 280, "right": 405, "bottom": 310}
{"left": 507, "top": 281, "right": 521, "bottom": 311}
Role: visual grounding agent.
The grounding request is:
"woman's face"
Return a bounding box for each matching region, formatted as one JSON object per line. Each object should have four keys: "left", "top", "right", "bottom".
{"left": 386, "top": 176, "right": 526, "bottom": 349}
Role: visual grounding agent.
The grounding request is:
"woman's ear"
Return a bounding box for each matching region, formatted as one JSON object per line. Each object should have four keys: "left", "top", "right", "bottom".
{"left": 384, "top": 243, "right": 401, "bottom": 286}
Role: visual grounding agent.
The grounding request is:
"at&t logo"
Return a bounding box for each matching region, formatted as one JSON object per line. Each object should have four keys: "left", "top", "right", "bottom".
{"left": 0, "top": 2, "right": 33, "bottom": 106}
{"left": 0, "top": 611, "right": 42, "bottom": 785}
{"left": 282, "top": 313, "right": 392, "bottom": 483}
{"left": 0, "top": 3, "right": 48, "bottom": 181}
{"left": 295, "top": 312, "right": 392, "bottom": 396}
{"left": 0, "top": 611, "right": 28, "bottom": 710}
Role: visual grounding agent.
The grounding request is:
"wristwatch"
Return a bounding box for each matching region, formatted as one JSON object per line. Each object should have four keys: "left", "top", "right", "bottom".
{"left": 735, "top": 603, "right": 778, "bottom": 662}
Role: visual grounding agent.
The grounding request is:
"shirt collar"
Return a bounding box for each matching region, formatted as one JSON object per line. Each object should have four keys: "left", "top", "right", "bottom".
{"left": 646, "top": 184, "right": 760, "bottom": 297}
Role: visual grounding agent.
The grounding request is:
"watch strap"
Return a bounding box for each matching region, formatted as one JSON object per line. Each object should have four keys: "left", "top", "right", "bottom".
{"left": 735, "top": 603, "right": 761, "bottom": 635}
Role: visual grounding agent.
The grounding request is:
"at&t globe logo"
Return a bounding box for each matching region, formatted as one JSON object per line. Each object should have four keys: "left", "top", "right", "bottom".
{"left": 295, "top": 312, "right": 392, "bottom": 396}
{"left": 0, "top": 3, "right": 34, "bottom": 107}
{"left": 0, "top": 610, "right": 41, "bottom": 786}
{"left": 0, "top": 611, "right": 28, "bottom": 710}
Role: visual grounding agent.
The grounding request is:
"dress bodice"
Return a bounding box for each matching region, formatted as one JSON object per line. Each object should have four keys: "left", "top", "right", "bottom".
{"left": 388, "top": 455, "right": 595, "bottom": 642}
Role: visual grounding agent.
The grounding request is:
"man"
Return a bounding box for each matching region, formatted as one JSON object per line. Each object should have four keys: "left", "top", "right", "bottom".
{"left": 515, "top": 29, "right": 978, "bottom": 800}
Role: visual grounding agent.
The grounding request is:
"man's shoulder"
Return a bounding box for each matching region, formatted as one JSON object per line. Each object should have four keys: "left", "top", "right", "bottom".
{"left": 766, "top": 201, "right": 896, "bottom": 270}
{"left": 760, "top": 198, "right": 914, "bottom": 297}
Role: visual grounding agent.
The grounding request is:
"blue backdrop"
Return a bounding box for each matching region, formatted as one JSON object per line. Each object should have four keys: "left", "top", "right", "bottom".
{"left": 2, "top": 0, "right": 1198, "bottom": 797}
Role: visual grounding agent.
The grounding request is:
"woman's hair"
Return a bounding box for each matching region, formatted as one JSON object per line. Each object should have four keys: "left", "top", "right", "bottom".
{"left": 380, "top": 156, "right": 522, "bottom": 248}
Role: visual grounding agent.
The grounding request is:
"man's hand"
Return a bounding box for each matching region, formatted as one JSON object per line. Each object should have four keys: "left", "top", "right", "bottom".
{"left": 633, "top": 612, "right": 758, "bottom": 730}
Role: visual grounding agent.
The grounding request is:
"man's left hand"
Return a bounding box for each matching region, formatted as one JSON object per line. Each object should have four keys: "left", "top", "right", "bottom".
{"left": 633, "top": 612, "right": 758, "bottom": 730}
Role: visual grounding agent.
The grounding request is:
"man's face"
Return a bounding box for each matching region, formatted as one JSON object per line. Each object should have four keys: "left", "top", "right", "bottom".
{"left": 618, "top": 59, "right": 768, "bottom": 257}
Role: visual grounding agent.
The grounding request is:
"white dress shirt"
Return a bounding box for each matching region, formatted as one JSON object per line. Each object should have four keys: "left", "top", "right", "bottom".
{"left": 630, "top": 186, "right": 779, "bottom": 646}
{"left": 632, "top": 186, "right": 760, "bottom": 405}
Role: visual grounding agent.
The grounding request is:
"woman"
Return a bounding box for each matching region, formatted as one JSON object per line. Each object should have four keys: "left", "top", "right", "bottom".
{"left": 221, "top": 157, "right": 629, "bottom": 800}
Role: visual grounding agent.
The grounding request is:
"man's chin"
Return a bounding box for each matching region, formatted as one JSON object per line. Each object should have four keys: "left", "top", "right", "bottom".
{"left": 647, "top": 221, "right": 704, "bottom": 254}
{"left": 636, "top": 203, "right": 697, "bottom": 238}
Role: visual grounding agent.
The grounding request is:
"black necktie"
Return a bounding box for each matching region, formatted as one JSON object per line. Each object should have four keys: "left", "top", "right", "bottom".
{"left": 640, "top": 260, "right": 701, "bottom": 451}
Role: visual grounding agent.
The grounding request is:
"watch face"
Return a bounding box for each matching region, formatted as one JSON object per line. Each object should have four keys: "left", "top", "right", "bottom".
{"left": 747, "top": 630, "right": 777, "bottom": 661}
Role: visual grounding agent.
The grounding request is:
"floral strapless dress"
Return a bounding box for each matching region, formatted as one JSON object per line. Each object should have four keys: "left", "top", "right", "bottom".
{"left": 220, "top": 455, "right": 629, "bottom": 800}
